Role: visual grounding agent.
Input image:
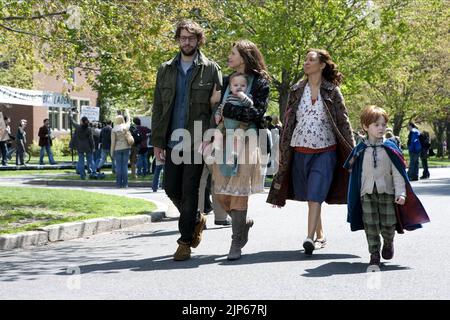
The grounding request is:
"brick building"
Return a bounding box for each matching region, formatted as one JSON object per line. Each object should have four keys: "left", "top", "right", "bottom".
{"left": 0, "top": 68, "right": 98, "bottom": 147}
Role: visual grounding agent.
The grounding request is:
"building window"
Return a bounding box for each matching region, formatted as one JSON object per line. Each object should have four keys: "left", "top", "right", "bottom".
{"left": 62, "top": 108, "right": 70, "bottom": 130}
{"left": 49, "top": 107, "right": 60, "bottom": 130}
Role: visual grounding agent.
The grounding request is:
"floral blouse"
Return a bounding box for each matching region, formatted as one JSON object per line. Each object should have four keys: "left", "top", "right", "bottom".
{"left": 290, "top": 83, "right": 336, "bottom": 149}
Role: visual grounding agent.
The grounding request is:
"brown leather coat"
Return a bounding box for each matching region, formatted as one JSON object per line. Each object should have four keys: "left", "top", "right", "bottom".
{"left": 267, "top": 79, "right": 355, "bottom": 206}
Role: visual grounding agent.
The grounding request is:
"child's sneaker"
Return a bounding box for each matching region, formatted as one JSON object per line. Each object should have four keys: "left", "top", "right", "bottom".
{"left": 369, "top": 252, "right": 381, "bottom": 266}
{"left": 382, "top": 241, "right": 394, "bottom": 260}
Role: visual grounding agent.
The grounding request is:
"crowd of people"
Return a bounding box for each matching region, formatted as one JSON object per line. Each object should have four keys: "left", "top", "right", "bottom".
{"left": 0, "top": 112, "right": 165, "bottom": 190}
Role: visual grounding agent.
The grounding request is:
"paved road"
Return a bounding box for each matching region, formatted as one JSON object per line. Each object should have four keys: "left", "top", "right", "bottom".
{"left": 0, "top": 168, "right": 449, "bottom": 299}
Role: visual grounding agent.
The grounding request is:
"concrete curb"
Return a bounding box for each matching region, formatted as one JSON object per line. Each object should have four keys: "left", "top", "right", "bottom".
{"left": 25, "top": 179, "right": 275, "bottom": 188}
{"left": 0, "top": 199, "right": 168, "bottom": 251}
{"left": 25, "top": 179, "right": 152, "bottom": 188}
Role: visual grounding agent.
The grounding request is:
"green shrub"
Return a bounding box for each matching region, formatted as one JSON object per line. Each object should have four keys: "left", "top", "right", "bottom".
{"left": 29, "top": 140, "right": 41, "bottom": 157}
{"left": 29, "top": 135, "right": 72, "bottom": 157}
{"left": 52, "top": 135, "right": 72, "bottom": 156}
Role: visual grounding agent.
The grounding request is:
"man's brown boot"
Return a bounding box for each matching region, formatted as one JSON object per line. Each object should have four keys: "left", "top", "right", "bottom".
{"left": 173, "top": 242, "right": 191, "bottom": 261}
{"left": 191, "top": 214, "right": 207, "bottom": 248}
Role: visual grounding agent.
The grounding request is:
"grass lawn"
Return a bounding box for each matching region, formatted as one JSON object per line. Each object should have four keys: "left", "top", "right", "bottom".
{"left": 0, "top": 169, "right": 75, "bottom": 177}
{"left": 403, "top": 151, "right": 450, "bottom": 167}
{"left": 0, "top": 169, "right": 154, "bottom": 181}
{"left": 26, "top": 155, "right": 75, "bottom": 165}
{"left": 0, "top": 187, "right": 156, "bottom": 235}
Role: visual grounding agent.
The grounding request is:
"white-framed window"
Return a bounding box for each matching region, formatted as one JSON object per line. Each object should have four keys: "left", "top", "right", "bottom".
{"left": 48, "top": 107, "right": 60, "bottom": 129}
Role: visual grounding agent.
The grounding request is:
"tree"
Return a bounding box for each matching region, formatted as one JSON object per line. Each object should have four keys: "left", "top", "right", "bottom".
{"left": 212, "top": 0, "right": 411, "bottom": 120}
{"left": 0, "top": 0, "right": 223, "bottom": 115}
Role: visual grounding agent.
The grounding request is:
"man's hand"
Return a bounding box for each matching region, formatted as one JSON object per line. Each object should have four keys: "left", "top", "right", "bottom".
{"left": 154, "top": 146, "right": 166, "bottom": 163}
{"left": 395, "top": 195, "right": 406, "bottom": 205}
{"left": 210, "top": 84, "right": 221, "bottom": 107}
{"left": 215, "top": 114, "right": 222, "bottom": 125}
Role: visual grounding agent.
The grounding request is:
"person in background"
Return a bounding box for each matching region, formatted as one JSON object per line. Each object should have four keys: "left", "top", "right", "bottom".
{"left": 419, "top": 130, "right": 431, "bottom": 179}
{"left": 133, "top": 117, "right": 152, "bottom": 176}
{"left": 97, "top": 120, "right": 115, "bottom": 174}
{"left": 70, "top": 111, "right": 96, "bottom": 180}
{"left": 152, "top": 156, "right": 164, "bottom": 192}
{"left": 406, "top": 122, "right": 421, "bottom": 181}
{"left": 0, "top": 116, "right": 11, "bottom": 166}
{"left": 385, "top": 127, "right": 401, "bottom": 149}
{"left": 16, "top": 119, "right": 27, "bottom": 166}
{"left": 38, "top": 118, "right": 57, "bottom": 165}
{"left": 111, "top": 109, "right": 132, "bottom": 188}
{"left": 92, "top": 122, "right": 102, "bottom": 173}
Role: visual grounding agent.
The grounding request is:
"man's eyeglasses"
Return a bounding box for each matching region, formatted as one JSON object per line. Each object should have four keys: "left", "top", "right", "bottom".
{"left": 179, "top": 36, "right": 197, "bottom": 43}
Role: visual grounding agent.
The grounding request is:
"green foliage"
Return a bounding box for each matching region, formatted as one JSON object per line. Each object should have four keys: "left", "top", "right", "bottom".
{"left": 0, "top": 0, "right": 447, "bottom": 141}
{"left": 29, "top": 135, "right": 71, "bottom": 157}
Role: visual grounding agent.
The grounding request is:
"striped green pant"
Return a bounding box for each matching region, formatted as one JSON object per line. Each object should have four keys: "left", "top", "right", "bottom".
{"left": 361, "top": 190, "right": 397, "bottom": 254}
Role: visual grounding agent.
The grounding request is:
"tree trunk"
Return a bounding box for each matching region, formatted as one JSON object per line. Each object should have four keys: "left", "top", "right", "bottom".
{"left": 278, "top": 68, "right": 292, "bottom": 120}
{"left": 446, "top": 119, "right": 450, "bottom": 158}
{"left": 433, "top": 120, "right": 445, "bottom": 157}
{"left": 392, "top": 111, "right": 404, "bottom": 137}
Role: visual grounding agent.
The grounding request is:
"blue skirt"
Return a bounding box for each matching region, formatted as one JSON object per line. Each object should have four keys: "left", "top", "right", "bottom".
{"left": 292, "top": 150, "right": 337, "bottom": 203}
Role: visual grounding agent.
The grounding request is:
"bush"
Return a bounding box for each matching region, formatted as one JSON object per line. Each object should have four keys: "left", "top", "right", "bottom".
{"left": 29, "top": 140, "right": 41, "bottom": 157}
{"left": 29, "top": 135, "right": 72, "bottom": 157}
{"left": 52, "top": 135, "right": 72, "bottom": 156}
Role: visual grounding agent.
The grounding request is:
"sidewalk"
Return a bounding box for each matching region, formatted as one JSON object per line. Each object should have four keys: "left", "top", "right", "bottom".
{"left": 0, "top": 177, "right": 180, "bottom": 251}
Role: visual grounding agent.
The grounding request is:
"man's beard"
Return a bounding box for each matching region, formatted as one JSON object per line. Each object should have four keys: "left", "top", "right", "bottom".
{"left": 180, "top": 45, "right": 197, "bottom": 57}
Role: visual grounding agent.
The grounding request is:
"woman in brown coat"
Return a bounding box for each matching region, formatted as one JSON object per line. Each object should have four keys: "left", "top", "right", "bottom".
{"left": 267, "top": 49, "right": 355, "bottom": 255}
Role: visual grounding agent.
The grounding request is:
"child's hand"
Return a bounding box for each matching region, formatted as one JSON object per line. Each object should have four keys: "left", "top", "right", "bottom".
{"left": 236, "top": 91, "right": 247, "bottom": 100}
{"left": 395, "top": 195, "right": 406, "bottom": 205}
{"left": 215, "top": 114, "right": 222, "bottom": 125}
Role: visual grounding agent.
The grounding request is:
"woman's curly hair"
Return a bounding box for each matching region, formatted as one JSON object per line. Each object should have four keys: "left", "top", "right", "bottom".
{"left": 307, "top": 48, "right": 343, "bottom": 86}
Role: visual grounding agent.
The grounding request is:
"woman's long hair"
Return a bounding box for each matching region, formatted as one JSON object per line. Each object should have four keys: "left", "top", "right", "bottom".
{"left": 307, "top": 48, "right": 343, "bottom": 86}
{"left": 233, "top": 39, "right": 270, "bottom": 80}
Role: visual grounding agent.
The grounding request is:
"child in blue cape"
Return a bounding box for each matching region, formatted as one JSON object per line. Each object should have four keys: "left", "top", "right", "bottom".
{"left": 344, "top": 105, "right": 430, "bottom": 266}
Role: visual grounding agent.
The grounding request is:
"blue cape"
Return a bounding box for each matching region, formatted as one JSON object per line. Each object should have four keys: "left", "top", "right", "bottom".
{"left": 343, "top": 139, "right": 430, "bottom": 233}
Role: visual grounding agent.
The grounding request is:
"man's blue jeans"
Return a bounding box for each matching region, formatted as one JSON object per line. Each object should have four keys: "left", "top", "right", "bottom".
{"left": 39, "top": 143, "right": 56, "bottom": 164}
{"left": 96, "top": 149, "right": 115, "bottom": 172}
{"left": 152, "top": 164, "right": 164, "bottom": 192}
{"left": 137, "top": 151, "right": 149, "bottom": 175}
{"left": 77, "top": 151, "right": 95, "bottom": 179}
{"left": 408, "top": 151, "right": 420, "bottom": 180}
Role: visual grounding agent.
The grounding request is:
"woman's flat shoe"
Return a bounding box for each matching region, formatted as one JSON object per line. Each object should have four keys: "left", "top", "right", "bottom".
{"left": 314, "top": 238, "right": 327, "bottom": 250}
{"left": 303, "top": 238, "right": 315, "bottom": 255}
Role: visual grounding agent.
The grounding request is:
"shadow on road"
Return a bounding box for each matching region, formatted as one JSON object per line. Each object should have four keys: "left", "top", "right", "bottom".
{"left": 125, "top": 229, "right": 180, "bottom": 239}
{"left": 302, "top": 261, "right": 411, "bottom": 277}
{"left": 54, "top": 250, "right": 360, "bottom": 275}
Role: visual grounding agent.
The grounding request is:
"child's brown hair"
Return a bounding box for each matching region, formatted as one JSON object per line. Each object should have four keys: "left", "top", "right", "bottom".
{"left": 360, "top": 105, "right": 389, "bottom": 130}
{"left": 229, "top": 72, "right": 248, "bottom": 84}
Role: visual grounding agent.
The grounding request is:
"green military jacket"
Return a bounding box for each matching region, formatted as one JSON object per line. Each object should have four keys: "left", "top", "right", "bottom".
{"left": 151, "top": 50, "right": 222, "bottom": 149}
